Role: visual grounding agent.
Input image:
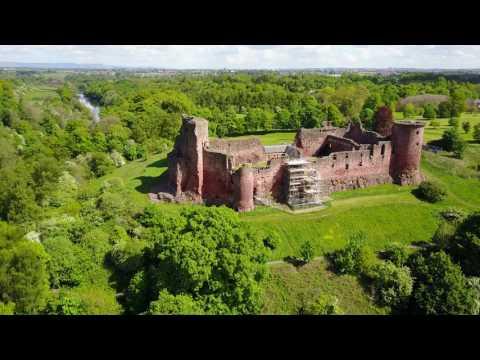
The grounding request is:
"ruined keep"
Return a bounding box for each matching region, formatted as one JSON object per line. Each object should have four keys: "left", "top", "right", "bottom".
{"left": 157, "top": 115, "right": 425, "bottom": 212}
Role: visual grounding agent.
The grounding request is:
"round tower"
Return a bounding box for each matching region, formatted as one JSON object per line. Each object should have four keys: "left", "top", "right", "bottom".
{"left": 390, "top": 121, "right": 425, "bottom": 185}
{"left": 233, "top": 165, "right": 255, "bottom": 212}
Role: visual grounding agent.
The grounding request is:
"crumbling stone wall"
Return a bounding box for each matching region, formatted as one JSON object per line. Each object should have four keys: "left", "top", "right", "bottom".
{"left": 253, "top": 159, "right": 286, "bottom": 202}
{"left": 167, "top": 116, "right": 209, "bottom": 201}
{"left": 344, "top": 122, "right": 386, "bottom": 145}
{"left": 202, "top": 149, "right": 234, "bottom": 205}
{"left": 313, "top": 141, "right": 393, "bottom": 193}
{"left": 294, "top": 127, "right": 346, "bottom": 157}
{"left": 319, "top": 135, "right": 360, "bottom": 155}
{"left": 207, "top": 138, "right": 265, "bottom": 168}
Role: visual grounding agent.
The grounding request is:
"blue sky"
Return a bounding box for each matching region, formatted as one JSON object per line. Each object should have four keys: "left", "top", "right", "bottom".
{"left": 1, "top": 45, "right": 480, "bottom": 69}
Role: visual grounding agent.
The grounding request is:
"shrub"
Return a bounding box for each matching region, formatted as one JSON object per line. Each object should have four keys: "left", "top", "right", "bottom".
{"left": 330, "top": 232, "right": 378, "bottom": 275}
{"left": 302, "top": 294, "right": 343, "bottom": 315}
{"left": 263, "top": 230, "right": 281, "bottom": 251}
{"left": 383, "top": 242, "right": 409, "bottom": 267}
{"left": 462, "top": 121, "right": 471, "bottom": 133}
{"left": 415, "top": 181, "right": 447, "bottom": 203}
{"left": 441, "top": 127, "right": 465, "bottom": 154}
{"left": 448, "top": 117, "right": 459, "bottom": 128}
{"left": 446, "top": 212, "right": 480, "bottom": 277}
{"left": 474, "top": 123, "right": 480, "bottom": 142}
{"left": 371, "top": 261, "right": 413, "bottom": 308}
{"left": 299, "top": 240, "right": 315, "bottom": 264}
{"left": 409, "top": 251, "right": 477, "bottom": 314}
{"left": 423, "top": 104, "right": 437, "bottom": 119}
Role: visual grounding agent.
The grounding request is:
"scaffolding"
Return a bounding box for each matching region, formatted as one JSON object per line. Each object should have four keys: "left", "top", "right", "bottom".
{"left": 285, "top": 159, "right": 325, "bottom": 209}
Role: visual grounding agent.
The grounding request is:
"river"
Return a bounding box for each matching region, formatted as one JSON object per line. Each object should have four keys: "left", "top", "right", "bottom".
{"left": 78, "top": 93, "right": 101, "bottom": 122}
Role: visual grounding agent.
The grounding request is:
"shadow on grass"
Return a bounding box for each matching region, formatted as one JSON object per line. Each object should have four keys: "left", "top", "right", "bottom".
{"left": 283, "top": 256, "right": 307, "bottom": 268}
{"left": 135, "top": 171, "right": 169, "bottom": 194}
{"left": 147, "top": 158, "right": 168, "bottom": 168}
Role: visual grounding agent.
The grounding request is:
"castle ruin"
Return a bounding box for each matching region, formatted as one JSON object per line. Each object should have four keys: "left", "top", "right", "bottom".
{"left": 157, "top": 115, "right": 425, "bottom": 212}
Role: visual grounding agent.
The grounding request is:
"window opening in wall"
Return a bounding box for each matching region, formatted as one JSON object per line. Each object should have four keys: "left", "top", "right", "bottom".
{"left": 333, "top": 154, "right": 337, "bottom": 160}
{"left": 345, "top": 163, "right": 349, "bottom": 170}
{"left": 416, "top": 131, "right": 419, "bottom": 135}
{"left": 381, "top": 144, "right": 386, "bottom": 156}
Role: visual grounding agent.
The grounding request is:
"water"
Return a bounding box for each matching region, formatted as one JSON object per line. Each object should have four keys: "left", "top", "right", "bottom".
{"left": 78, "top": 93, "right": 100, "bottom": 122}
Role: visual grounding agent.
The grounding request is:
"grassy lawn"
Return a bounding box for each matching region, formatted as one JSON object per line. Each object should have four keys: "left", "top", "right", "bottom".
{"left": 225, "top": 131, "right": 296, "bottom": 146}
{"left": 262, "top": 258, "right": 387, "bottom": 314}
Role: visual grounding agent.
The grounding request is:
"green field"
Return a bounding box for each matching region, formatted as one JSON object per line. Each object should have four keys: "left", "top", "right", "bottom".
{"left": 225, "top": 131, "right": 296, "bottom": 145}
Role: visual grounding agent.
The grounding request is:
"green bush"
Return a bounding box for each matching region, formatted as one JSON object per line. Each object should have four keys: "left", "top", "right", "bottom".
{"left": 409, "top": 251, "right": 477, "bottom": 314}
{"left": 462, "top": 121, "right": 471, "bottom": 133}
{"left": 382, "top": 242, "right": 409, "bottom": 267}
{"left": 299, "top": 240, "right": 315, "bottom": 263}
{"left": 449, "top": 117, "right": 459, "bottom": 128}
{"left": 371, "top": 261, "right": 413, "bottom": 308}
{"left": 302, "top": 294, "right": 343, "bottom": 315}
{"left": 262, "top": 230, "right": 281, "bottom": 251}
{"left": 474, "top": 123, "right": 480, "bottom": 142}
{"left": 415, "top": 181, "right": 447, "bottom": 203}
{"left": 330, "top": 232, "right": 378, "bottom": 275}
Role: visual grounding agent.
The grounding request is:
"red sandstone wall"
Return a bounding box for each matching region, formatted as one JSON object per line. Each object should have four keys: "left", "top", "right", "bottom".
{"left": 207, "top": 138, "right": 265, "bottom": 167}
{"left": 253, "top": 159, "right": 286, "bottom": 202}
{"left": 313, "top": 141, "right": 393, "bottom": 192}
{"left": 202, "top": 149, "right": 234, "bottom": 204}
{"left": 168, "top": 117, "right": 209, "bottom": 200}
{"left": 321, "top": 135, "right": 360, "bottom": 154}
{"left": 295, "top": 128, "right": 345, "bottom": 157}
{"left": 344, "top": 122, "right": 386, "bottom": 145}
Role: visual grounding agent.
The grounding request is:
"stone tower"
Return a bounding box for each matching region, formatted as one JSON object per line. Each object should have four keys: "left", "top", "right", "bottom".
{"left": 167, "top": 115, "right": 209, "bottom": 201}
{"left": 390, "top": 120, "right": 425, "bottom": 185}
{"left": 233, "top": 165, "right": 255, "bottom": 212}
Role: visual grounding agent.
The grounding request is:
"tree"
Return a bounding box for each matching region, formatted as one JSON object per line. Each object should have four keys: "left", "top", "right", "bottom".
{"left": 441, "top": 127, "right": 465, "bottom": 154}
{"left": 382, "top": 242, "right": 409, "bottom": 267}
{"left": 130, "top": 205, "right": 268, "bottom": 315}
{"left": 449, "top": 88, "right": 466, "bottom": 117}
{"left": 298, "top": 240, "right": 315, "bottom": 263}
{"left": 474, "top": 123, "right": 480, "bottom": 142}
{"left": 409, "top": 251, "right": 477, "bottom": 315}
{"left": 438, "top": 101, "right": 451, "bottom": 118}
{"left": 403, "top": 103, "right": 416, "bottom": 118}
{"left": 371, "top": 261, "right": 413, "bottom": 308}
{"left": 330, "top": 232, "right": 377, "bottom": 275}
{"left": 462, "top": 121, "right": 471, "bottom": 133}
{"left": 148, "top": 290, "right": 204, "bottom": 315}
{"left": 373, "top": 106, "right": 394, "bottom": 137}
{"left": 423, "top": 104, "right": 437, "bottom": 119}
{"left": 0, "top": 222, "right": 50, "bottom": 314}
{"left": 445, "top": 212, "right": 480, "bottom": 277}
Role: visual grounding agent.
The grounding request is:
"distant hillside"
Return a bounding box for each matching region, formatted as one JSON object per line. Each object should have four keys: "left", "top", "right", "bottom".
{"left": 398, "top": 94, "right": 449, "bottom": 109}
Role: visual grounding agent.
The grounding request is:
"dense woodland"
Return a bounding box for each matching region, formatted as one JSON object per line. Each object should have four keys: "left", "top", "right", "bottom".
{"left": 1, "top": 71, "right": 480, "bottom": 315}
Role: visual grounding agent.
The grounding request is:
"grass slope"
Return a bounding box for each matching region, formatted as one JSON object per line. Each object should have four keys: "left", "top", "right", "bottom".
{"left": 262, "top": 258, "right": 387, "bottom": 314}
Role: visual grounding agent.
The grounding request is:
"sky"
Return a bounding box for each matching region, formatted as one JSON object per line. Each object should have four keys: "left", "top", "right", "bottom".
{"left": 1, "top": 45, "right": 480, "bottom": 69}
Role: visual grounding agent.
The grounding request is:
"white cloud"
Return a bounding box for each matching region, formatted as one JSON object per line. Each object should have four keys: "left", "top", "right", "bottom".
{"left": 1, "top": 45, "right": 480, "bottom": 69}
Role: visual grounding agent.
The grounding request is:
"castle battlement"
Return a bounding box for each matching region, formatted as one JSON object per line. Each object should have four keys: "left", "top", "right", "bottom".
{"left": 160, "top": 115, "right": 425, "bottom": 212}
